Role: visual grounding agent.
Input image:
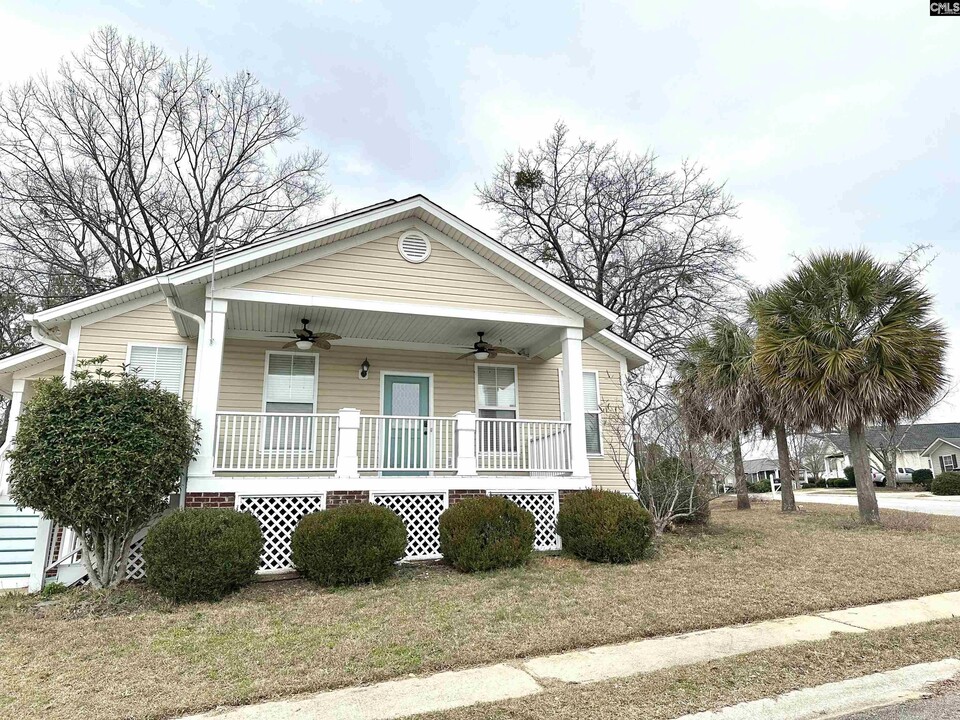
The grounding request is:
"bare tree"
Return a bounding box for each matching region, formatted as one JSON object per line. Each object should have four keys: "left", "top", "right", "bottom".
{"left": 789, "top": 432, "right": 826, "bottom": 484}
{"left": 0, "top": 26, "right": 328, "bottom": 304}
{"left": 477, "top": 122, "right": 746, "bottom": 414}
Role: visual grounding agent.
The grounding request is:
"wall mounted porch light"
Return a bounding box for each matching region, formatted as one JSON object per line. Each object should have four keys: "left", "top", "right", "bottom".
{"left": 359, "top": 358, "right": 371, "bottom": 379}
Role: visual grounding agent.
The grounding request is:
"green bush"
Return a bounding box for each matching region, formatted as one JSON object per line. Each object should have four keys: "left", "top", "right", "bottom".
{"left": 9, "top": 358, "right": 199, "bottom": 588}
{"left": 912, "top": 468, "right": 934, "bottom": 490}
{"left": 556, "top": 489, "right": 653, "bottom": 563}
{"left": 291, "top": 503, "right": 406, "bottom": 586}
{"left": 747, "top": 478, "right": 772, "bottom": 493}
{"left": 144, "top": 509, "right": 263, "bottom": 603}
{"left": 843, "top": 466, "right": 856, "bottom": 484}
{"left": 931, "top": 471, "right": 960, "bottom": 496}
{"left": 827, "top": 476, "right": 856, "bottom": 488}
{"left": 438, "top": 496, "right": 535, "bottom": 572}
{"left": 638, "top": 457, "right": 712, "bottom": 528}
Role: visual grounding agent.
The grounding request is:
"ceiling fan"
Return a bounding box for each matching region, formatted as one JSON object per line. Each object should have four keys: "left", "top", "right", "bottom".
{"left": 456, "top": 332, "right": 516, "bottom": 361}
{"left": 269, "top": 319, "right": 341, "bottom": 350}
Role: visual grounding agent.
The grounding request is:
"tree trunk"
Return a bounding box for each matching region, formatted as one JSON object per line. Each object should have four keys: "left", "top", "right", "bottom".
{"left": 848, "top": 421, "right": 881, "bottom": 524}
{"left": 731, "top": 433, "right": 751, "bottom": 510}
{"left": 882, "top": 446, "right": 897, "bottom": 491}
{"left": 774, "top": 424, "right": 797, "bottom": 512}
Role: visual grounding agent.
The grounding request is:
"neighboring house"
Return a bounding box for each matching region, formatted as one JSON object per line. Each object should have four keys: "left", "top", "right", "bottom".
{"left": 722, "top": 457, "right": 808, "bottom": 491}
{"left": 816, "top": 423, "right": 960, "bottom": 479}
{"left": 921, "top": 438, "right": 960, "bottom": 476}
{"left": 0, "top": 195, "right": 649, "bottom": 591}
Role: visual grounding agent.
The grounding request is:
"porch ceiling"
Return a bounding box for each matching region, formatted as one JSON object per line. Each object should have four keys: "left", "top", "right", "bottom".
{"left": 224, "top": 299, "right": 563, "bottom": 357}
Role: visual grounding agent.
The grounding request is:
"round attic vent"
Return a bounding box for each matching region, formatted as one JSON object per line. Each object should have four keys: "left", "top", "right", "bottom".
{"left": 398, "top": 231, "right": 431, "bottom": 263}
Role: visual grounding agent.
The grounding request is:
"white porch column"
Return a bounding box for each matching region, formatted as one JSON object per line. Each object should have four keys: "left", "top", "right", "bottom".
{"left": 455, "top": 411, "right": 477, "bottom": 476}
{"left": 335, "top": 408, "right": 361, "bottom": 479}
{"left": 190, "top": 298, "right": 228, "bottom": 480}
{"left": 561, "top": 327, "right": 590, "bottom": 478}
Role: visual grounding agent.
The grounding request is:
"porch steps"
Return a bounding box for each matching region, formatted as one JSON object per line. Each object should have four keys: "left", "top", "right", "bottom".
{"left": 0, "top": 499, "right": 39, "bottom": 590}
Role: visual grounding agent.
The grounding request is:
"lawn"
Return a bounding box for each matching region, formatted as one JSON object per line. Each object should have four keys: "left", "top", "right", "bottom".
{"left": 3, "top": 500, "right": 960, "bottom": 720}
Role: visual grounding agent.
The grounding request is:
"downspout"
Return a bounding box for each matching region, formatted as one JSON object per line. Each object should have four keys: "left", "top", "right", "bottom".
{"left": 26, "top": 315, "right": 68, "bottom": 353}
{"left": 156, "top": 278, "right": 206, "bottom": 511}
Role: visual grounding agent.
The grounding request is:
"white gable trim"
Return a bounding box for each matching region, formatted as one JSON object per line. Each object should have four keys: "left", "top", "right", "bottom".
{"left": 921, "top": 437, "right": 960, "bottom": 456}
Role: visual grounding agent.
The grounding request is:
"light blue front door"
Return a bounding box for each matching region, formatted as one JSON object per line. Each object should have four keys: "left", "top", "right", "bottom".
{"left": 382, "top": 375, "right": 430, "bottom": 475}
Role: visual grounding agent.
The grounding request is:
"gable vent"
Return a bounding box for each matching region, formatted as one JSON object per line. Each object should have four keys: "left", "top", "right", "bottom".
{"left": 398, "top": 231, "right": 431, "bottom": 263}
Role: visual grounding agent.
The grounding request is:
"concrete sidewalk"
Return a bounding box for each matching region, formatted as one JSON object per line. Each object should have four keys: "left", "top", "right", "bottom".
{"left": 766, "top": 491, "right": 960, "bottom": 517}
{"left": 181, "top": 590, "right": 960, "bottom": 720}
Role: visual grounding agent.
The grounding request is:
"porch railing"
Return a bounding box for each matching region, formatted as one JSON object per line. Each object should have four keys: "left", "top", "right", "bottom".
{"left": 213, "top": 412, "right": 339, "bottom": 472}
{"left": 476, "top": 418, "right": 573, "bottom": 473}
{"left": 358, "top": 415, "right": 457, "bottom": 473}
{"left": 211, "top": 410, "right": 575, "bottom": 475}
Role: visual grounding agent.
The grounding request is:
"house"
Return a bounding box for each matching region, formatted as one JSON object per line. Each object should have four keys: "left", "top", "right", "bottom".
{"left": 0, "top": 195, "right": 649, "bottom": 591}
{"left": 721, "top": 457, "right": 808, "bottom": 492}
{"left": 920, "top": 438, "right": 960, "bottom": 476}
{"left": 816, "top": 423, "right": 960, "bottom": 480}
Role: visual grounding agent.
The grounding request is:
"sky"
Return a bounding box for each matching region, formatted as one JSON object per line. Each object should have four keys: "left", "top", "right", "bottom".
{"left": 0, "top": 0, "right": 958, "bottom": 433}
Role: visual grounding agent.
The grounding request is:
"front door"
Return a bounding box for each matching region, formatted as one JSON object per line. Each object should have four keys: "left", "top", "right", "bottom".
{"left": 382, "top": 374, "right": 431, "bottom": 475}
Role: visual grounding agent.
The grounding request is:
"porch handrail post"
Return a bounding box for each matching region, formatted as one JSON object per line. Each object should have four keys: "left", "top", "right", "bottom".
{"left": 561, "top": 327, "right": 590, "bottom": 477}
{"left": 191, "top": 297, "right": 228, "bottom": 481}
{"left": 455, "top": 410, "right": 477, "bottom": 476}
{"left": 335, "top": 408, "right": 361, "bottom": 478}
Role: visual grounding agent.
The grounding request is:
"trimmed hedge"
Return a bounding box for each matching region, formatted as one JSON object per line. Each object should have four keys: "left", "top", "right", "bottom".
{"left": 291, "top": 503, "right": 406, "bottom": 586}
{"left": 144, "top": 509, "right": 263, "bottom": 603}
{"left": 556, "top": 489, "right": 653, "bottom": 563}
{"left": 912, "top": 468, "right": 934, "bottom": 490}
{"left": 747, "top": 478, "right": 772, "bottom": 493}
{"left": 439, "top": 496, "right": 535, "bottom": 572}
{"left": 931, "top": 471, "right": 960, "bottom": 496}
{"left": 826, "top": 477, "right": 856, "bottom": 489}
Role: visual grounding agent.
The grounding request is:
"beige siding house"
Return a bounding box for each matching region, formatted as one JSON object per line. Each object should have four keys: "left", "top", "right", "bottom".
{"left": 0, "top": 196, "right": 647, "bottom": 590}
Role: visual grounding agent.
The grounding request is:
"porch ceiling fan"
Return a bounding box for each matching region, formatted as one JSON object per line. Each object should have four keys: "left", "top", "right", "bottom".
{"left": 456, "top": 332, "right": 516, "bottom": 361}
{"left": 269, "top": 318, "right": 341, "bottom": 350}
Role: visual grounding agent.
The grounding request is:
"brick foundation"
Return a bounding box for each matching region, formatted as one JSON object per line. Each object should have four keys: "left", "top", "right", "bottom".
{"left": 184, "top": 492, "right": 236, "bottom": 509}
{"left": 326, "top": 490, "right": 369, "bottom": 508}
{"left": 449, "top": 489, "right": 486, "bottom": 504}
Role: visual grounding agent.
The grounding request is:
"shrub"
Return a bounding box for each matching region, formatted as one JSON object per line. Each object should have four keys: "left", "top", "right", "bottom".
{"left": 931, "top": 471, "right": 960, "bottom": 496}
{"left": 292, "top": 503, "right": 406, "bottom": 586}
{"left": 144, "top": 509, "right": 263, "bottom": 603}
{"left": 9, "top": 358, "right": 199, "bottom": 588}
{"left": 557, "top": 489, "right": 653, "bottom": 563}
{"left": 912, "top": 468, "right": 934, "bottom": 490}
{"left": 827, "top": 476, "right": 856, "bottom": 489}
{"left": 438, "top": 496, "right": 535, "bottom": 572}
{"left": 843, "top": 466, "right": 856, "bottom": 484}
{"left": 637, "top": 457, "right": 712, "bottom": 532}
{"left": 747, "top": 478, "right": 772, "bottom": 493}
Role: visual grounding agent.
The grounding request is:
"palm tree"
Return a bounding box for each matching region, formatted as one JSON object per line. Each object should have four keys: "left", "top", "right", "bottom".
{"left": 675, "top": 318, "right": 758, "bottom": 511}
{"left": 751, "top": 250, "right": 947, "bottom": 524}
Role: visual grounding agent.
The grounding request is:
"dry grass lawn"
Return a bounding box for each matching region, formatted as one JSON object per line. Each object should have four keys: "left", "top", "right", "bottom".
{"left": 3, "top": 500, "right": 960, "bottom": 720}
{"left": 419, "top": 617, "right": 960, "bottom": 720}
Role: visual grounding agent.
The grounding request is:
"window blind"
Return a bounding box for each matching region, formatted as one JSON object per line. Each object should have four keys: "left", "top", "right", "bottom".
{"left": 128, "top": 345, "right": 187, "bottom": 397}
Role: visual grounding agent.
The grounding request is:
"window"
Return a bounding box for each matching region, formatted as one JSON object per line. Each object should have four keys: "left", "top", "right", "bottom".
{"left": 583, "top": 371, "right": 602, "bottom": 455}
{"left": 476, "top": 365, "right": 517, "bottom": 452}
{"left": 126, "top": 344, "right": 187, "bottom": 397}
{"left": 559, "top": 370, "right": 603, "bottom": 455}
{"left": 941, "top": 454, "right": 958, "bottom": 472}
{"left": 263, "top": 352, "right": 317, "bottom": 451}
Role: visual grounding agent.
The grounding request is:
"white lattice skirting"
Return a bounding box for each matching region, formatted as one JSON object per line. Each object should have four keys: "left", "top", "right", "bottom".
{"left": 372, "top": 492, "right": 447, "bottom": 560}
{"left": 491, "top": 491, "right": 561, "bottom": 551}
{"left": 237, "top": 494, "right": 326, "bottom": 571}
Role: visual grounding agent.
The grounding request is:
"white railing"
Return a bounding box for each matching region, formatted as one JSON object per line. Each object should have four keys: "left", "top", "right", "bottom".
{"left": 476, "top": 418, "right": 572, "bottom": 473}
{"left": 358, "top": 416, "right": 457, "bottom": 473}
{"left": 214, "top": 412, "right": 339, "bottom": 472}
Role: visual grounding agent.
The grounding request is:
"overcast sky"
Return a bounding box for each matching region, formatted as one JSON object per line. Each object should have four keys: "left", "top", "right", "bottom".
{"left": 1, "top": 1, "right": 958, "bottom": 431}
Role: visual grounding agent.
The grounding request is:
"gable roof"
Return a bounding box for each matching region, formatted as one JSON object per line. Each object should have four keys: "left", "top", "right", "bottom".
{"left": 817, "top": 422, "right": 960, "bottom": 454}
{"left": 920, "top": 437, "right": 960, "bottom": 456}
{"left": 743, "top": 458, "right": 779, "bottom": 474}
{"left": 28, "top": 195, "right": 618, "bottom": 331}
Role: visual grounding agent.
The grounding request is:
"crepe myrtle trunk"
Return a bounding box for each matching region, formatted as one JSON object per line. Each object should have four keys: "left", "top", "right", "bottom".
{"left": 848, "top": 421, "right": 881, "bottom": 524}
{"left": 775, "top": 424, "right": 797, "bottom": 512}
{"left": 731, "top": 433, "right": 751, "bottom": 510}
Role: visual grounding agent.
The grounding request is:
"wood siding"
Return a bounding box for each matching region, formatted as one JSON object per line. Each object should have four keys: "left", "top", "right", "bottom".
{"left": 217, "top": 340, "right": 630, "bottom": 489}
{"left": 239, "top": 231, "right": 562, "bottom": 317}
{"left": 76, "top": 301, "right": 198, "bottom": 403}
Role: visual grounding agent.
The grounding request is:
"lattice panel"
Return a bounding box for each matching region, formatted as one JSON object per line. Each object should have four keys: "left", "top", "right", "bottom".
{"left": 126, "top": 535, "right": 147, "bottom": 580}
{"left": 492, "top": 492, "right": 560, "bottom": 551}
{"left": 237, "top": 495, "right": 326, "bottom": 571}
{"left": 372, "top": 493, "right": 446, "bottom": 559}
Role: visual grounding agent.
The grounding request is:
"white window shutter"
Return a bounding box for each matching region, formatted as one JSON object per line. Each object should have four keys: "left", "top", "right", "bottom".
{"left": 128, "top": 345, "right": 187, "bottom": 397}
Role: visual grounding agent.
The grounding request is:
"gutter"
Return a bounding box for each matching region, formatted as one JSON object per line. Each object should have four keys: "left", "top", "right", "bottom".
{"left": 24, "top": 315, "right": 67, "bottom": 352}
{"left": 155, "top": 278, "right": 205, "bottom": 334}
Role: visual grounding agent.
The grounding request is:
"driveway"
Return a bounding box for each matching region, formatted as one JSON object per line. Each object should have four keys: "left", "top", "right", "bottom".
{"left": 780, "top": 491, "right": 960, "bottom": 517}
